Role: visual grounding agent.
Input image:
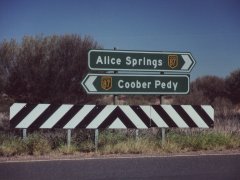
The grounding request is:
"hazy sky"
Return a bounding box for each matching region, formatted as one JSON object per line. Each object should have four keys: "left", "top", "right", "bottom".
{"left": 0, "top": 0, "right": 239, "bottom": 80}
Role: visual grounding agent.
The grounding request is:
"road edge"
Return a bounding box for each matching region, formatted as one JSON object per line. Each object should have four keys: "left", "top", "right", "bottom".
{"left": 1, "top": 150, "right": 240, "bottom": 163}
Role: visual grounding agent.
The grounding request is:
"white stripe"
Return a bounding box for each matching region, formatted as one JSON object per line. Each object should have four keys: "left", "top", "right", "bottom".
{"left": 120, "top": 106, "right": 148, "bottom": 128}
{"left": 63, "top": 105, "right": 95, "bottom": 129}
{"left": 16, "top": 104, "right": 50, "bottom": 128}
{"left": 140, "top": 105, "right": 151, "bottom": 118}
{"left": 181, "top": 105, "right": 209, "bottom": 128}
{"left": 201, "top": 105, "right": 214, "bottom": 121}
{"left": 109, "top": 118, "right": 127, "bottom": 129}
{"left": 162, "top": 105, "right": 189, "bottom": 128}
{"left": 40, "top": 105, "right": 73, "bottom": 128}
{"left": 87, "top": 106, "right": 116, "bottom": 129}
{"left": 10, "top": 103, "right": 26, "bottom": 119}
{"left": 150, "top": 107, "right": 169, "bottom": 128}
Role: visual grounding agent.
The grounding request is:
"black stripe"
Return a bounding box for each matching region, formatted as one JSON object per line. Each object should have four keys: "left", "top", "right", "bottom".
{"left": 10, "top": 104, "right": 37, "bottom": 128}
{"left": 192, "top": 106, "right": 214, "bottom": 128}
{"left": 53, "top": 105, "right": 83, "bottom": 128}
{"left": 98, "top": 106, "right": 136, "bottom": 129}
{"left": 130, "top": 106, "right": 152, "bottom": 128}
{"left": 172, "top": 105, "right": 198, "bottom": 128}
{"left": 28, "top": 104, "right": 61, "bottom": 130}
{"left": 75, "top": 105, "right": 105, "bottom": 128}
{"left": 152, "top": 105, "right": 178, "bottom": 127}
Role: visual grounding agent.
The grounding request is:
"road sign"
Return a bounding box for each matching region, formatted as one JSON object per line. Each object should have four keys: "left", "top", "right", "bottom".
{"left": 88, "top": 49, "right": 196, "bottom": 73}
{"left": 10, "top": 103, "right": 214, "bottom": 129}
{"left": 81, "top": 74, "right": 189, "bottom": 95}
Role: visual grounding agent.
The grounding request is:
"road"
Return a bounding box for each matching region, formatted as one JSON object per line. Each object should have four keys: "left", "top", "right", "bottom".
{"left": 0, "top": 154, "right": 240, "bottom": 180}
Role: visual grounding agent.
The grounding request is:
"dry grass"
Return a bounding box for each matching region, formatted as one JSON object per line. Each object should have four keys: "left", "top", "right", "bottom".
{"left": 0, "top": 129, "right": 239, "bottom": 157}
{"left": 57, "top": 145, "right": 78, "bottom": 155}
{"left": 100, "top": 138, "right": 161, "bottom": 155}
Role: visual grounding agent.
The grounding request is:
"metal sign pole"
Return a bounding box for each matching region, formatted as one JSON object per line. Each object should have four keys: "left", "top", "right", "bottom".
{"left": 160, "top": 72, "right": 166, "bottom": 146}
{"left": 95, "top": 129, "right": 99, "bottom": 152}
{"left": 113, "top": 47, "right": 117, "bottom": 106}
{"left": 67, "top": 129, "right": 71, "bottom": 148}
{"left": 136, "top": 129, "right": 139, "bottom": 140}
{"left": 22, "top": 129, "right": 27, "bottom": 139}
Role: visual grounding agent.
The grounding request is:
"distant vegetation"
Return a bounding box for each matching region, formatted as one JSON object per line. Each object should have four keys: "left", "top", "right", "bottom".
{"left": 0, "top": 34, "right": 239, "bottom": 157}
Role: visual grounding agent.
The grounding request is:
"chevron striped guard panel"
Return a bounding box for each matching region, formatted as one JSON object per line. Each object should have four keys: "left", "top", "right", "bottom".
{"left": 10, "top": 103, "right": 214, "bottom": 130}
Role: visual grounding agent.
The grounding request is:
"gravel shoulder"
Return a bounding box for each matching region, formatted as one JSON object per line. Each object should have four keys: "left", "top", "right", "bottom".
{"left": 1, "top": 149, "right": 240, "bottom": 163}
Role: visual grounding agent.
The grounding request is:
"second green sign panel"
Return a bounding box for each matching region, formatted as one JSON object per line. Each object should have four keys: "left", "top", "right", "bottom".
{"left": 81, "top": 74, "right": 189, "bottom": 95}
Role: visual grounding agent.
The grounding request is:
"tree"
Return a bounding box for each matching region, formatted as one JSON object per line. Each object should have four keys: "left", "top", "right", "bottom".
{"left": 173, "top": 75, "right": 225, "bottom": 105}
{"left": 173, "top": 83, "right": 210, "bottom": 105}
{"left": 225, "top": 69, "right": 240, "bottom": 104}
{"left": 2, "top": 34, "right": 102, "bottom": 103}
{"left": 194, "top": 76, "right": 225, "bottom": 103}
{"left": 0, "top": 39, "right": 18, "bottom": 92}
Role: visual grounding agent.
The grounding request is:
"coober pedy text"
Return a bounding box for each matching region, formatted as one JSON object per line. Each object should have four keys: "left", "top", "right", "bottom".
{"left": 118, "top": 79, "right": 178, "bottom": 91}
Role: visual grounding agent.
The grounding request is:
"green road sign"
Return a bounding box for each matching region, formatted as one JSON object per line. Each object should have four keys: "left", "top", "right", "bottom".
{"left": 88, "top": 49, "right": 196, "bottom": 73}
{"left": 81, "top": 74, "right": 189, "bottom": 95}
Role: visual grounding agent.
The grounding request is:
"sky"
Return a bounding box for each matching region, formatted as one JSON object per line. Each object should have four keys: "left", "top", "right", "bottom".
{"left": 0, "top": 0, "right": 240, "bottom": 80}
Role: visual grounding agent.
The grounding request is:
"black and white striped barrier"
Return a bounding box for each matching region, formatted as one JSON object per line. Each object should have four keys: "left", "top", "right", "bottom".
{"left": 10, "top": 103, "right": 214, "bottom": 129}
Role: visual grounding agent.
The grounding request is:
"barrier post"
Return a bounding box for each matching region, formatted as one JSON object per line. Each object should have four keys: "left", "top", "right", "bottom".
{"left": 67, "top": 129, "right": 71, "bottom": 148}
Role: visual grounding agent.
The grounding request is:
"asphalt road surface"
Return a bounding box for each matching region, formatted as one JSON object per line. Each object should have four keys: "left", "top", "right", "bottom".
{"left": 0, "top": 154, "right": 240, "bottom": 180}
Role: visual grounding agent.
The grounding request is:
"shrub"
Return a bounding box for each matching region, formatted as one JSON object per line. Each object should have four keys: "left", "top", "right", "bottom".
{"left": 78, "top": 141, "right": 95, "bottom": 152}
{"left": 99, "top": 130, "right": 127, "bottom": 146}
{"left": 173, "top": 89, "right": 210, "bottom": 105}
{"left": 0, "top": 112, "right": 9, "bottom": 130}
{"left": 25, "top": 133, "right": 51, "bottom": 155}
{"left": 194, "top": 76, "right": 226, "bottom": 103}
{"left": 0, "top": 134, "right": 26, "bottom": 156}
{"left": 100, "top": 137, "right": 160, "bottom": 154}
{"left": 39, "top": 130, "right": 66, "bottom": 149}
{"left": 225, "top": 69, "right": 240, "bottom": 104}
{"left": 166, "top": 130, "right": 240, "bottom": 151}
{"left": 57, "top": 144, "right": 78, "bottom": 155}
